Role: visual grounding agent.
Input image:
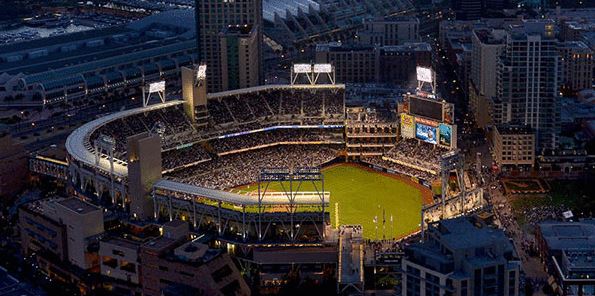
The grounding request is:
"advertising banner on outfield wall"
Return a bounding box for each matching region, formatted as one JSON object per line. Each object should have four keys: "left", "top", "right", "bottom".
{"left": 400, "top": 114, "right": 415, "bottom": 138}
{"left": 439, "top": 123, "right": 452, "bottom": 147}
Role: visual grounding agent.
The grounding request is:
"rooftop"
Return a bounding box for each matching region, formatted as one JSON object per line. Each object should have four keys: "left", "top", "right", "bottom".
{"left": 473, "top": 29, "right": 506, "bottom": 45}
{"left": 102, "top": 236, "right": 142, "bottom": 250}
{"left": 436, "top": 217, "right": 510, "bottom": 251}
{"left": 539, "top": 220, "right": 595, "bottom": 252}
{"left": 496, "top": 124, "right": 534, "bottom": 135}
{"left": 561, "top": 249, "right": 595, "bottom": 269}
{"left": 57, "top": 198, "right": 101, "bottom": 215}
{"left": 33, "top": 144, "right": 67, "bottom": 162}
{"left": 560, "top": 40, "right": 592, "bottom": 51}
{"left": 143, "top": 236, "right": 178, "bottom": 253}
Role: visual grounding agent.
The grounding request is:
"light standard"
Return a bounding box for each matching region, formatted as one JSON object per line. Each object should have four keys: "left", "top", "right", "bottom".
{"left": 390, "top": 214, "right": 394, "bottom": 239}
{"left": 373, "top": 216, "right": 378, "bottom": 240}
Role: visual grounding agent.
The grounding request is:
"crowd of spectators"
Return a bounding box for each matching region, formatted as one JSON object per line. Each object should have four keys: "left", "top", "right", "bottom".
{"left": 207, "top": 88, "right": 345, "bottom": 125}
{"left": 363, "top": 157, "right": 438, "bottom": 182}
{"left": 165, "top": 145, "right": 339, "bottom": 190}
{"left": 162, "top": 144, "right": 211, "bottom": 171}
{"left": 91, "top": 104, "right": 195, "bottom": 159}
{"left": 210, "top": 128, "right": 344, "bottom": 154}
{"left": 384, "top": 138, "right": 448, "bottom": 172}
{"left": 90, "top": 88, "right": 346, "bottom": 159}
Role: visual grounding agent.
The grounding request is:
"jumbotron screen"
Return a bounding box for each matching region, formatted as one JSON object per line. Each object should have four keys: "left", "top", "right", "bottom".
{"left": 409, "top": 97, "right": 443, "bottom": 121}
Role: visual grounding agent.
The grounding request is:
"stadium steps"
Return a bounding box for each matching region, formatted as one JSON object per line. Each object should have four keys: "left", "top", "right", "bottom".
{"left": 222, "top": 100, "right": 238, "bottom": 123}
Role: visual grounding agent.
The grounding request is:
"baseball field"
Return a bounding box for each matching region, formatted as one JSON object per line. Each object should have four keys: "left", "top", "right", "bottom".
{"left": 240, "top": 163, "right": 430, "bottom": 239}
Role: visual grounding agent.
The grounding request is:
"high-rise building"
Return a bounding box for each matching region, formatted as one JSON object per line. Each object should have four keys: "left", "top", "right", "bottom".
{"left": 558, "top": 41, "right": 594, "bottom": 94}
{"left": 471, "top": 29, "right": 506, "bottom": 100}
{"left": 402, "top": 216, "right": 520, "bottom": 296}
{"left": 219, "top": 25, "right": 260, "bottom": 90}
{"left": 469, "top": 29, "right": 506, "bottom": 129}
{"left": 195, "top": 0, "right": 263, "bottom": 92}
{"left": 496, "top": 20, "right": 560, "bottom": 151}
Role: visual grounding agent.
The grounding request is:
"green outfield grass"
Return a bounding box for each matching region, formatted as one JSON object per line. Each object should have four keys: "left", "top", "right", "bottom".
{"left": 239, "top": 164, "right": 425, "bottom": 239}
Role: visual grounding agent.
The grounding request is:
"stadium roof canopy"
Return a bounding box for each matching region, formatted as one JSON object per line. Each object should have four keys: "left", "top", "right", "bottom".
{"left": 154, "top": 179, "right": 329, "bottom": 206}
{"left": 263, "top": 0, "right": 320, "bottom": 22}
{"left": 65, "top": 101, "right": 184, "bottom": 178}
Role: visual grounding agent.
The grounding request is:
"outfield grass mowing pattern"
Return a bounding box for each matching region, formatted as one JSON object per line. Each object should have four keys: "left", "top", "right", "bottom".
{"left": 243, "top": 164, "right": 425, "bottom": 239}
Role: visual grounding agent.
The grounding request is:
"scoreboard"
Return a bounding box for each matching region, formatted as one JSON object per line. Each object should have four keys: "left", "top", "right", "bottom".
{"left": 409, "top": 96, "right": 443, "bottom": 122}
{"left": 400, "top": 93, "right": 457, "bottom": 148}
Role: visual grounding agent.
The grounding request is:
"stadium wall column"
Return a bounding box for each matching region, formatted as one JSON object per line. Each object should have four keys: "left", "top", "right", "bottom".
{"left": 127, "top": 132, "right": 162, "bottom": 220}
{"left": 181, "top": 66, "right": 207, "bottom": 122}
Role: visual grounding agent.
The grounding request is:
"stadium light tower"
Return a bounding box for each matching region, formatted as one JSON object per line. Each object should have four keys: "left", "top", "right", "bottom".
{"left": 313, "top": 63, "right": 335, "bottom": 85}
{"left": 291, "top": 63, "right": 313, "bottom": 85}
{"left": 257, "top": 167, "right": 328, "bottom": 243}
{"left": 416, "top": 66, "right": 436, "bottom": 95}
{"left": 291, "top": 63, "right": 336, "bottom": 85}
{"left": 142, "top": 81, "right": 166, "bottom": 107}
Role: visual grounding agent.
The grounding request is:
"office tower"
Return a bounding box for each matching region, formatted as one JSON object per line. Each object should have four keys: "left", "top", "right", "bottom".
{"left": 558, "top": 41, "right": 594, "bottom": 94}
{"left": 220, "top": 24, "right": 260, "bottom": 90}
{"left": 471, "top": 29, "right": 506, "bottom": 100}
{"left": 195, "top": 0, "right": 263, "bottom": 92}
{"left": 402, "top": 216, "right": 520, "bottom": 296}
{"left": 469, "top": 29, "right": 506, "bottom": 128}
{"left": 127, "top": 133, "right": 162, "bottom": 220}
{"left": 496, "top": 20, "right": 559, "bottom": 151}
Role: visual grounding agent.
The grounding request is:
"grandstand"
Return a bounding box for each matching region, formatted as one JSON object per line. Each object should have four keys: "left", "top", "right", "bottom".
{"left": 66, "top": 83, "right": 347, "bottom": 243}
{"left": 64, "top": 69, "right": 478, "bottom": 244}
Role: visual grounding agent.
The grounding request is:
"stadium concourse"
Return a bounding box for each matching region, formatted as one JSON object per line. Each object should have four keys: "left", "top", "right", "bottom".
{"left": 65, "top": 83, "right": 464, "bottom": 243}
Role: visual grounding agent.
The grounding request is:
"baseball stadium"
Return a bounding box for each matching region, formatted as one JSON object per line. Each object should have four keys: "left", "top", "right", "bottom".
{"left": 64, "top": 64, "right": 484, "bottom": 245}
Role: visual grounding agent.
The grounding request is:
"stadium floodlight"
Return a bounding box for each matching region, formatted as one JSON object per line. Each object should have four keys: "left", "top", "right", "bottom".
{"left": 293, "top": 63, "right": 312, "bottom": 73}
{"left": 416, "top": 66, "right": 433, "bottom": 83}
{"left": 196, "top": 65, "right": 207, "bottom": 80}
{"left": 148, "top": 81, "right": 166, "bottom": 93}
{"left": 313, "top": 63, "right": 332, "bottom": 73}
{"left": 144, "top": 81, "right": 166, "bottom": 107}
